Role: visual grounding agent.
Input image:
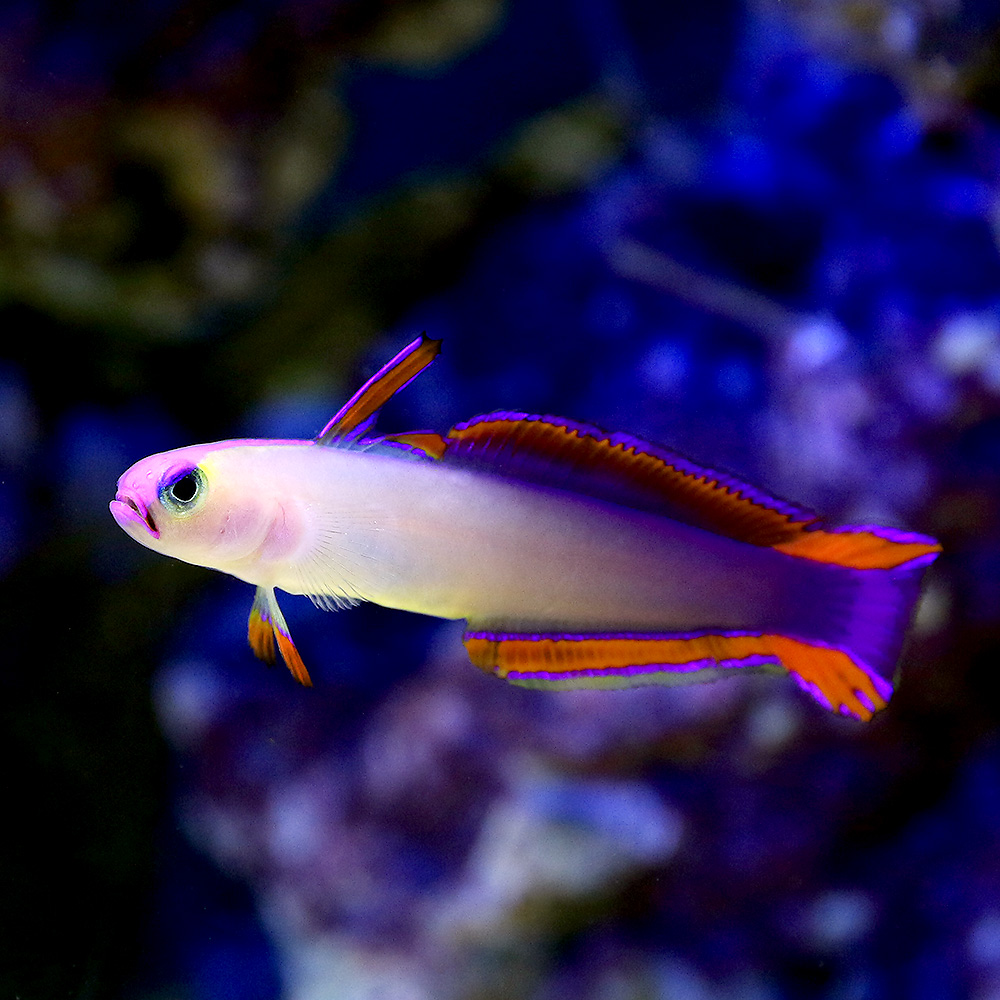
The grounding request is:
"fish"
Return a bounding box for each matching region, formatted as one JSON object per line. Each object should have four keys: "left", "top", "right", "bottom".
{"left": 110, "top": 335, "right": 941, "bottom": 720}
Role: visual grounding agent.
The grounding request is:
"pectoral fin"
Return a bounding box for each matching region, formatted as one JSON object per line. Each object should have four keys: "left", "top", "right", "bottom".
{"left": 248, "top": 586, "right": 313, "bottom": 687}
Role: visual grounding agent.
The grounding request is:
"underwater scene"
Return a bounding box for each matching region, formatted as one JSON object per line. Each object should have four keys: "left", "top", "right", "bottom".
{"left": 2, "top": 0, "right": 1000, "bottom": 997}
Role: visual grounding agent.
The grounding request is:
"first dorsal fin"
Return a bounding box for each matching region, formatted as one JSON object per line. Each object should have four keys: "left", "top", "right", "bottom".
{"left": 439, "top": 413, "right": 941, "bottom": 570}
{"left": 315, "top": 334, "right": 441, "bottom": 445}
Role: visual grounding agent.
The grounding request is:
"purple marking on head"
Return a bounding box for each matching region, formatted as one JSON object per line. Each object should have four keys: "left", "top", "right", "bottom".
{"left": 157, "top": 464, "right": 199, "bottom": 499}
{"left": 110, "top": 494, "right": 159, "bottom": 538}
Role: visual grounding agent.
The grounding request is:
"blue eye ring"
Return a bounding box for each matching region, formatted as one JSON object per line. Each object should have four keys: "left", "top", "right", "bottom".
{"left": 159, "top": 466, "right": 206, "bottom": 513}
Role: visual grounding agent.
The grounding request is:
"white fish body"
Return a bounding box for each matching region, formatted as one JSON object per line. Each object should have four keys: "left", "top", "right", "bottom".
{"left": 111, "top": 336, "right": 941, "bottom": 719}
{"left": 168, "top": 441, "right": 790, "bottom": 632}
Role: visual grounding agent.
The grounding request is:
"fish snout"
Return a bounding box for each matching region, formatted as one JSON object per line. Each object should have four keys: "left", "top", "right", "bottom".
{"left": 110, "top": 491, "right": 160, "bottom": 539}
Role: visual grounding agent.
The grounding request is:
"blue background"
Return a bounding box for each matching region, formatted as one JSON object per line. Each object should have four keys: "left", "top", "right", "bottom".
{"left": 1, "top": 1, "right": 998, "bottom": 997}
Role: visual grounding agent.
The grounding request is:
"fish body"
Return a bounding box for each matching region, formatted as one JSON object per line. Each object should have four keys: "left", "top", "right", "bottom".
{"left": 115, "top": 439, "right": 795, "bottom": 629}
{"left": 111, "top": 336, "right": 941, "bottom": 719}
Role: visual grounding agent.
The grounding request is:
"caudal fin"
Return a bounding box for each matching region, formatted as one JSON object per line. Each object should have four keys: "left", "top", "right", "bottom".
{"left": 774, "top": 526, "right": 940, "bottom": 719}
{"left": 462, "top": 530, "right": 939, "bottom": 722}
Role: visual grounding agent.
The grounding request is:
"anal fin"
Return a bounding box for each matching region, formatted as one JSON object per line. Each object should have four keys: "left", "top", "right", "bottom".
{"left": 248, "top": 586, "right": 313, "bottom": 687}
{"left": 463, "top": 629, "right": 780, "bottom": 690}
{"left": 463, "top": 628, "right": 889, "bottom": 721}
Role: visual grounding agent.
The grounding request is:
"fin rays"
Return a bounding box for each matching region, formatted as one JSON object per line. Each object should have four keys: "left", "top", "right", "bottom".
{"left": 315, "top": 335, "right": 441, "bottom": 444}
{"left": 464, "top": 628, "right": 891, "bottom": 721}
{"left": 441, "top": 414, "right": 940, "bottom": 570}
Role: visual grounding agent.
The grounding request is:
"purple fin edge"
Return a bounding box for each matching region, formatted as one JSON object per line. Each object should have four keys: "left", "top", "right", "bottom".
{"left": 449, "top": 410, "right": 819, "bottom": 524}
{"left": 464, "top": 627, "right": 894, "bottom": 705}
{"left": 825, "top": 522, "right": 941, "bottom": 550}
{"left": 316, "top": 335, "right": 436, "bottom": 444}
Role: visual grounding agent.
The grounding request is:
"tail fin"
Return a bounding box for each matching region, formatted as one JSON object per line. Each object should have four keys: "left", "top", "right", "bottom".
{"left": 462, "top": 526, "right": 939, "bottom": 722}
{"left": 776, "top": 528, "right": 940, "bottom": 719}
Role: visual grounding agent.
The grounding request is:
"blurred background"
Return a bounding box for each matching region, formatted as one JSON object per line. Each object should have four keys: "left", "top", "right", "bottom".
{"left": 2, "top": 0, "right": 1000, "bottom": 997}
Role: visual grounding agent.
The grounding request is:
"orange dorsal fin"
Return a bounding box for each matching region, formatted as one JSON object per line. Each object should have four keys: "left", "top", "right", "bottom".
{"left": 441, "top": 413, "right": 940, "bottom": 569}
{"left": 315, "top": 334, "right": 441, "bottom": 444}
{"left": 379, "top": 431, "right": 448, "bottom": 460}
{"left": 443, "top": 413, "right": 814, "bottom": 546}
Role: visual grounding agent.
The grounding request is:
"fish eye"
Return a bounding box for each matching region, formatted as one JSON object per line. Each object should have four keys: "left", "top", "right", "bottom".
{"left": 160, "top": 467, "right": 206, "bottom": 512}
{"left": 170, "top": 473, "right": 198, "bottom": 503}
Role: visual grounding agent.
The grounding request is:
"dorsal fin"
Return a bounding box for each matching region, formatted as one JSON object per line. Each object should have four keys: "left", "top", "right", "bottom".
{"left": 315, "top": 334, "right": 441, "bottom": 445}
{"left": 442, "top": 412, "right": 812, "bottom": 544}
{"left": 440, "top": 413, "right": 941, "bottom": 569}
{"left": 377, "top": 431, "right": 448, "bottom": 460}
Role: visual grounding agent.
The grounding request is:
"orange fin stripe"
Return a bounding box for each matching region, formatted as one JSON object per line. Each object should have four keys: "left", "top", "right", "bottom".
{"left": 464, "top": 631, "right": 888, "bottom": 721}
{"left": 464, "top": 633, "right": 777, "bottom": 675}
{"left": 316, "top": 334, "right": 441, "bottom": 443}
{"left": 770, "top": 636, "right": 886, "bottom": 721}
{"left": 445, "top": 416, "right": 817, "bottom": 547}
{"left": 381, "top": 431, "right": 448, "bottom": 459}
{"left": 275, "top": 629, "right": 313, "bottom": 688}
{"left": 773, "top": 530, "right": 942, "bottom": 570}
{"left": 445, "top": 415, "right": 940, "bottom": 571}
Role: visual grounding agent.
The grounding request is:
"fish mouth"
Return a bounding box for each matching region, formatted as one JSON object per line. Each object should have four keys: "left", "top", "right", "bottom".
{"left": 110, "top": 492, "right": 159, "bottom": 539}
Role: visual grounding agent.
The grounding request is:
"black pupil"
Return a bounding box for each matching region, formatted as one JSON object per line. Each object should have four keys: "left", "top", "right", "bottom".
{"left": 170, "top": 472, "right": 198, "bottom": 503}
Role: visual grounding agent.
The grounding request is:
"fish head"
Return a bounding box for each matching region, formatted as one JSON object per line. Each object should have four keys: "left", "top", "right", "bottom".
{"left": 110, "top": 441, "right": 278, "bottom": 571}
